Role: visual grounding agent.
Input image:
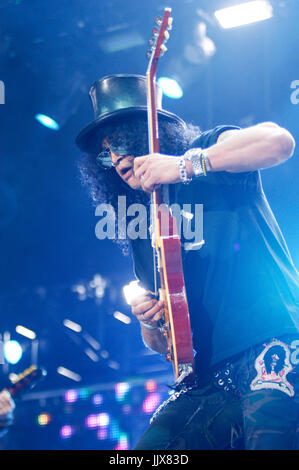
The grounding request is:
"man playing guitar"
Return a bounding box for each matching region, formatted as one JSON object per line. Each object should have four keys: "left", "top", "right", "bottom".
{"left": 76, "top": 69, "right": 299, "bottom": 450}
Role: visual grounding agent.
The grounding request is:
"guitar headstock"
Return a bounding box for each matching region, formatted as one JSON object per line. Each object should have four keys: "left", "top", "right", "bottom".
{"left": 147, "top": 8, "right": 173, "bottom": 67}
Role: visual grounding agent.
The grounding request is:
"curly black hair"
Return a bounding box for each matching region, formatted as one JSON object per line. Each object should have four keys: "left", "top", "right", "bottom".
{"left": 77, "top": 114, "right": 200, "bottom": 253}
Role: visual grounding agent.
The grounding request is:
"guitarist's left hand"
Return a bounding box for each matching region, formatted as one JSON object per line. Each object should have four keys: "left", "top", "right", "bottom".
{"left": 134, "top": 154, "right": 191, "bottom": 192}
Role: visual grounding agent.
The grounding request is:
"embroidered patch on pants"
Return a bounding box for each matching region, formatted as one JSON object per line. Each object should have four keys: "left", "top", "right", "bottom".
{"left": 250, "top": 339, "right": 294, "bottom": 397}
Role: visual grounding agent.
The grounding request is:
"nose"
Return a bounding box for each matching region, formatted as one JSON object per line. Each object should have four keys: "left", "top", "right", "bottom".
{"left": 112, "top": 154, "right": 134, "bottom": 168}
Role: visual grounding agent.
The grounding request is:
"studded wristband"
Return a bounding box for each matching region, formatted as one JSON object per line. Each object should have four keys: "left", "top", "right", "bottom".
{"left": 178, "top": 156, "right": 192, "bottom": 184}
{"left": 184, "top": 148, "right": 211, "bottom": 178}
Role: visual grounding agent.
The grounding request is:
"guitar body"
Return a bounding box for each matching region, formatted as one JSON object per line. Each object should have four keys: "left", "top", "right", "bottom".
{"left": 159, "top": 237, "right": 194, "bottom": 376}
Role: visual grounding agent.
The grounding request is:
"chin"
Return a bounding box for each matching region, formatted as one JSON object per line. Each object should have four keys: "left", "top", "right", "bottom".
{"left": 127, "top": 177, "right": 142, "bottom": 191}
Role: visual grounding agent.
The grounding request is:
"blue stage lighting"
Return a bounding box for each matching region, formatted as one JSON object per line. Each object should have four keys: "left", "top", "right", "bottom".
{"left": 35, "top": 113, "right": 60, "bottom": 130}
{"left": 3, "top": 340, "right": 23, "bottom": 364}
{"left": 158, "top": 77, "right": 183, "bottom": 99}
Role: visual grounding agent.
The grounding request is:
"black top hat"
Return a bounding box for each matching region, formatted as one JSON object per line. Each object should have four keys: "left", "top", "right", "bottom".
{"left": 75, "top": 74, "right": 185, "bottom": 154}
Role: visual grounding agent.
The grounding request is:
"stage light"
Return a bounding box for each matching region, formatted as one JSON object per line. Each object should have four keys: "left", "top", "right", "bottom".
{"left": 97, "top": 427, "right": 108, "bottom": 440}
{"left": 16, "top": 325, "right": 36, "bottom": 340}
{"left": 108, "top": 360, "right": 120, "bottom": 370}
{"left": 71, "top": 283, "right": 87, "bottom": 301}
{"left": 142, "top": 392, "right": 161, "bottom": 414}
{"left": 145, "top": 379, "right": 157, "bottom": 393}
{"left": 3, "top": 340, "right": 22, "bottom": 364}
{"left": 64, "top": 389, "right": 78, "bottom": 403}
{"left": 84, "top": 348, "right": 99, "bottom": 362}
{"left": 114, "top": 433, "right": 129, "bottom": 450}
{"left": 78, "top": 388, "right": 90, "bottom": 400}
{"left": 60, "top": 425, "right": 74, "bottom": 439}
{"left": 113, "top": 311, "right": 131, "bottom": 325}
{"left": 92, "top": 393, "right": 103, "bottom": 406}
{"left": 214, "top": 1, "right": 273, "bottom": 29}
{"left": 115, "top": 382, "right": 130, "bottom": 402}
{"left": 122, "top": 404, "right": 132, "bottom": 415}
{"left": 109, "top": 418, "right": 121, "bottom": 440}
{"left": 89, "top": 273, "right": 106, "bottom": 298}
{"left": 37, "top": 413, "right": 51, "bottom": 426}
{"left": 100, "top": 350, "right": 109, "bottom": 359}
{"left": 123, "top": 281, "right": 146, "bottom": 305}
{"left": 35, "top": 113, "right": 60, "bottom": 130}
{"left": 85, "top": 412, "right": 110, "bottom": 429}
{"left": 63, "top": 319, "right": 82, "bottom": 333}
{"left": 82, "top": 332, "right": 101, "bottom": 350}
{"left": 85, "top": 414, "right": 99, "bottom": 429}
{"left": 57, "top": 366, "right": 81, "bottom": 382}
{"left": 98, "top": 412, "right": 110, "bottom": 427}
{"left": 158, "top": 77, "right": 183, "bottom": 99}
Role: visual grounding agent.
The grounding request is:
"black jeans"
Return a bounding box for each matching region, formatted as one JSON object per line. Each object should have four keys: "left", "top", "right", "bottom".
{"left": 133, "top": 336, "right": 299, "bottom": 450}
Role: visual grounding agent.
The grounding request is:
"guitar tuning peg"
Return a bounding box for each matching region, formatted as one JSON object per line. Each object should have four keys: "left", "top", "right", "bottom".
{"left": 152, "top": 27, "right": 159, "bottom": 37}
{"left": 164, "top": 30, "right": 170, "bottom": 41}
{"left": 148, "top": 38, "right": 155, "bottom": 47}
{"left": 146, "top": 50, "right": 153, "bottom": 60}
{"left": 167, "top": 17, "right": 173, "bottom": 30}
{"left": 155, "top": 17, "right": 162, "bottom": 26}
{"left": 160, "top": 44, "right": 168, "bottom": 56}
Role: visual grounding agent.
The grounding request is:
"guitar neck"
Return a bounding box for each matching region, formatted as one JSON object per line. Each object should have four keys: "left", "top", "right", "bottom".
{"left": 146, "top": 7, "right": 172, "bottom": 206}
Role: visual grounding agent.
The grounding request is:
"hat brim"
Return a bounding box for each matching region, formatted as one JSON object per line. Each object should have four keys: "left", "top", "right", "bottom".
{"left": 75, "top": 107, "right": 185, "bottom": 154}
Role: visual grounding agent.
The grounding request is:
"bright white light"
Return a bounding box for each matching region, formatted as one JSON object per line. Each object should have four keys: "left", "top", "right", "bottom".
{"left": 113, "top": 311, "right": 131, "bottom": 324}
{"left": 84, "top": 348, "right": 99, "bottom": 362}
{"left": 16, "top": 325, "right": 36, "bottom": 340}
{"left": 4, "top": 340, "right": 22, "bottom": 364}
{"left": 98, "top": 413, "right": 110, "bottom": 427}
{"left": 82, "top": 332, "right": 101, "bottom": 350}
{"left": 215, "top": 1, "right": 273, "bottom": 29}
{"left": 57, "top": 366, "right": 81, "bottom": 382}
{"left": 158, "top": 77, "right": 183, "bottom": 99}
{"left": 123, "top": 281, "right": 146, "bottom": 305}
{"left": 35, "top": 113, "right": 60, "bottom": 130}
{"left": 63, "top": 319, "right": 82, "bottom": 333}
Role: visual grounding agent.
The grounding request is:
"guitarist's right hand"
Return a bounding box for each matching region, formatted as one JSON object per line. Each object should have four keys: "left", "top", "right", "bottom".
{"left": 131, "top": 291, "right": 164, "bottom": 328}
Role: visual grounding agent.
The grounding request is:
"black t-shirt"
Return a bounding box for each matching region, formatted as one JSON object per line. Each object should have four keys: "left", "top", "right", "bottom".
{"left": 130, "top": 125, "right": 299, "bottom": 373}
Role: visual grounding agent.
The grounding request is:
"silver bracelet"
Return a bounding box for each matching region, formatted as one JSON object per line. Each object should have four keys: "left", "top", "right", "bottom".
{"left": 140, "top": 321, "right": 158, "bottom": 330}
{"left": 178, "top": 156, "right": 192, "bottom": 184}
{"left": 184, "top": 148, "right": 211, "bottom": 177}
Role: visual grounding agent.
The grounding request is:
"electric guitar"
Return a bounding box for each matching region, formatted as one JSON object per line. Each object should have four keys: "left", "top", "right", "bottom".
{"left": 146, "top": 8, "right": 194, "bottom": 385}
{"left": 6, "top": 365, "right": 47, "bottom": 399}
